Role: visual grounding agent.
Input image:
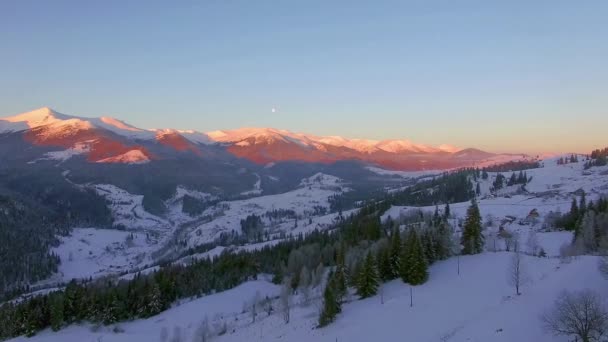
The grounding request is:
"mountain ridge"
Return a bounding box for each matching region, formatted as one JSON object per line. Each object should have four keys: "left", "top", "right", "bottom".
{"left": 0, "top": 107, "right": 527, "bottom": 170}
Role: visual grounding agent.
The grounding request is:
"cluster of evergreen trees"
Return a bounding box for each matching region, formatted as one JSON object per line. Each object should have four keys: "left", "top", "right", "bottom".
{"left": 584, "top": 147, "right": 608, "bottom": 169}
{"left": 489, "top": 171, "right": 530, "bottom": 192}
{"left": 482, "top": 160, "right": 541, "bottom": 172}
{"left": 568, "top": 195, "right": 608, "bottom": 253}
{"left": 591, "top": 148, "right": 608, "bottom": 159}
{"left": 0, "top": 168, "right": 113, "bottom": 298}
{"left": 557, "top": 154, "right": 579, "bottom": 165}
{"left": 240, "top": 214, "right": 264, "bottom": 242}
{"left": 391, "top": 169, "right": 476, "bottom": 206}
{"left": 319, "top": 203, "right": 458, "bottom": 327}
{"left": 0, "top": 196, "right": 70, "bottom": 299}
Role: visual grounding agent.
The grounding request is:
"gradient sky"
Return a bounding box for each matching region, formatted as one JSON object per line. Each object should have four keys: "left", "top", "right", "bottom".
{"left": 1, "top": 0, "right": 607, "bottom": 154}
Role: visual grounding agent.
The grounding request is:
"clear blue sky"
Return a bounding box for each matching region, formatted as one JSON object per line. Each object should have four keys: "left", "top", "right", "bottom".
{"left": 1, "top": 0, "right": 607, "bottom": 153}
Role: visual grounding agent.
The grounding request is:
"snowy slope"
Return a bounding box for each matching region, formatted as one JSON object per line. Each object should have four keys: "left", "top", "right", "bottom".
{"left": 10, "top": 254, "right": 606, "bottom": 342}
{"left": 384, "top": 156, "right": 608, "bottom": 228}
{"left": 186, "top": 173, "right": 349, "bottom": 246}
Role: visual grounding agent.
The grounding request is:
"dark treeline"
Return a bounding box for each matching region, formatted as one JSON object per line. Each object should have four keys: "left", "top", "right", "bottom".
{"left": 556, "top": 191, "right": 608, "bottom": 243}
{"left": 0, "top": 196, "right": 69, "bottom": 299}
{"left": 482, "top": 160, "right": 541, "bottom": 172}
{"left": 490, "top": 171, "right": 530, "bottom": 192}
{"left": 391, "top": 169, "right": 476, "bottom": 206}
{"left": 585, "top": 147, "right": 608, "bottom": 169}
{"left": 0, "top": 169, "right": 112, "bottom": 298}
{"left": 557, "top": 154, "right": 579, "bottom": 165}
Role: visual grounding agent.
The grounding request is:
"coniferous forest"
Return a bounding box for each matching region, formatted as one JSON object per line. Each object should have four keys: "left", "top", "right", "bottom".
{"left": 0, "top": 171, "right": 468, "bottom": 340}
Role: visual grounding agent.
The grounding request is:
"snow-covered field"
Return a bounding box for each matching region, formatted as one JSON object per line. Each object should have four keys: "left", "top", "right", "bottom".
{"left": 94, "top": 184, "right": 171, "bottom": 231}
{"left": 50, "top": 228, "right": 153, "bottom": 282}
{"left": 11, "top": 253, "right": 606, "bottom": 342}
{"left": 185, "top": 173, "right": 349, "bottom": 246}
{"left": 385, "top": 157, "right": 608, "bottom": 231}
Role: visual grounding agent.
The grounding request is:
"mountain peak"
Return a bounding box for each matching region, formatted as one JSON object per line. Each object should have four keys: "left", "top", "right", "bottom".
{"left": 98, "top": 116, "right": 143, "bottom": 133}
{"left": 0, "top": 107, "right": 73, "bottom": 130}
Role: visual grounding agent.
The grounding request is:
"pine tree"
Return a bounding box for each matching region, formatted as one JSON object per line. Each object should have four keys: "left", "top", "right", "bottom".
{"left": 508, "top": 173, "right": 517, "bottom": 186}
{"left": 568, "top": 198, "right": 580, "bottom": 230}
{"left": 422, "top": 231, "right": 436, "bottom": 265}
{"left": 461, "top": 199, "right": 484, "bottom": 255}
{"left": 580, "top": 192, "right": 587, "bottom": 214}
{"left": 433, "top": 205, "right": 441, "bottom": 226}
{"left": 377, "top": 247, "right": 392, "bottom": 282}
{"left": 434, "top": 220, "right": 453, "bottom": 260}
{"left": 389, "top": 228, "right": 402, "bottom": 279}
{"left": 400, "top": 229, "right": 429, "bottom": 285}
{"left": 144, "top": 282, "right": 163, "bottom": 318}
{"left": 444, "top": 203, "right": 451, "bottom": 220}
{"left": 334, "top": 246, "right": 347, "bottom": 302}
{"left": 476, "top": 182, "right": 481, "bottom": 196}
{"left": 356, "top": 252, "right": 378, "bottom": 299}
{"left": 49, "top": 294, "right": 64, "bottom": 332}
{"left": 318, "top": 273, "right": 340, "bottom": 327}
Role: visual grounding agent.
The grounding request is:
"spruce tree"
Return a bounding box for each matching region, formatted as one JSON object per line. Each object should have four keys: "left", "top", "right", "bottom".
{"left": 568, "top": 198, "right": 579, "bottom": 230}
{"left": 580, "top": 192, "right": 587, "bottom": 214}
{"left": 461, "top": 199, "right": 484, "bottom": 255}
{"left": 444, "top": 203, "right": 451, "bottom": 220}
{"left": 389, "top": 228, "right": 402, "bottom": 279}
{"left": 422, "top": 231, "right": 437, "bottom": 265}
{"left": 356, "top": 252, "right": 378, "bottom": 299}
{"left": 49, "top": 294, "right": 64, "bottom": 332}
{"left": 508, "top": 173, "right": 517, "bottom": 186}
{"left": 435, "top": 220, "right": 452, "bottom": 260}
{"left": 377, "top": 247, "right": 392, "bottom": 282}
{"left": 318, "top": 273, "right": 339, "bottom": 327}
{"left": 334, "top": 245, "right": 347, "bottom": 302}
{"left": 400, "top": 229, "right": 429, "bottom": 285}
{"left": 476, "top": 182, "right": 481, "bottom": 196}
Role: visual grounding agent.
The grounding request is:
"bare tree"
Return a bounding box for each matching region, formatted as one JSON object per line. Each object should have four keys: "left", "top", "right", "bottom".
{"left": 250, "top": 291, "right": 261, "bottom": 323}
{"left": 280, "top": 280, "right": 291, "bottom": 324}
{"left": 526, "top": 230, "right": 539, "bottom": 256}
{"left": 560, "top": 242, "right": 577, "bottom": 263}
{"left": 542, "top": 290, "right": 608, "bottom": 342}
{"left": 502, "top": 231, "right": 515, "bottom": 252}
{"left": 263, "top": 296, "right": 273, "bottom": 316}
{"left": 600, "top": 257, "right": 608, "bottom": 279}
{"left": 169, "top": 326, "right": 183, "bottom": 342}
{"left": 192, "top": 316, "right": 211, "bottom": 342}
{"left": 487, "top": 233, "right": 498, "bottom": 252}
{"left": 299, "top": 266, "right": 311, "bottom": 305}
{"left": 508, "top": 251, "right": 527, "bottom": 295}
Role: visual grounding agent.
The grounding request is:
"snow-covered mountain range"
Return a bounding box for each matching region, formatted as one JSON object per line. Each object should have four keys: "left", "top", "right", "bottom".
{"left": 0, "top": 107, "right": 525, "bottom": 170}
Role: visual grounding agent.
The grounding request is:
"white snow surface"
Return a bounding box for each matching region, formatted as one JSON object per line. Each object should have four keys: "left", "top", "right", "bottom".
{"left": 49, "top": 228, "right": 152, "bottom": 282}
{"left": 187, "top": 173, "right": 349, "bottom": 246}
{"left": 96, "top": 150, "right": 150, "bottom": 164}
{"left": 11, "top": 254, "right": 607, "bottom": 342}
{"left": 94, "top": 184, "right": 170, "bottom": 230}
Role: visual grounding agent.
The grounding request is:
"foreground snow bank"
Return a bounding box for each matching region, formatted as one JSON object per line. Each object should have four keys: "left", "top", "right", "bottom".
{"left": 11, "top": 253, "right": 606, "bottom": 342}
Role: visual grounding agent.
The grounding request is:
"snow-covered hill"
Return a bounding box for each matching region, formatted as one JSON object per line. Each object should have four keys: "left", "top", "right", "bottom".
{"left": 9, "top": 253, "right": 606, "bottom": 342}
